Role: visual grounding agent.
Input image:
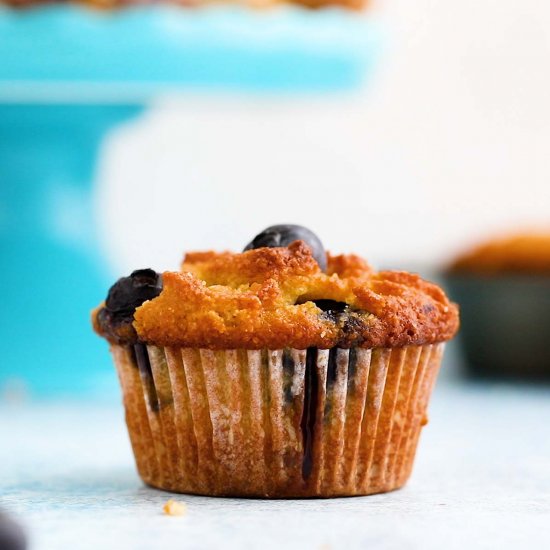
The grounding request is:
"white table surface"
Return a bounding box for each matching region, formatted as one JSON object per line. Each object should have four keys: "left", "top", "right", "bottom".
{"left": 2, "top": 381, "right": 550, "bottom": 550}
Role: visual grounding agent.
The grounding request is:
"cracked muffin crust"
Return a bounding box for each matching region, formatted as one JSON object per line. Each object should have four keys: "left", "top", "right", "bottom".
{"left": 94, "top": 241, "right": 459, "bottom": 350}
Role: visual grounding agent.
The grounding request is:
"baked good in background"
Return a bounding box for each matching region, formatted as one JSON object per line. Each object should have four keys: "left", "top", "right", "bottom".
{"left": 1, "top": 0, "right": 368, "bottom": 10}
{"left": 449, "top": 233, "right": 550, "bottom": 276}
{"left": 446, "top": 231, "right": 550, "bottom": 380}
{"left": 93, "top": 224, "right": 459, "bottom": 497}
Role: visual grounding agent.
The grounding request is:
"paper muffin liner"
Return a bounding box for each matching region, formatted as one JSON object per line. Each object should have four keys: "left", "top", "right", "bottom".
{"left": 112, "top": 343, "right": 444, "bottom": 497}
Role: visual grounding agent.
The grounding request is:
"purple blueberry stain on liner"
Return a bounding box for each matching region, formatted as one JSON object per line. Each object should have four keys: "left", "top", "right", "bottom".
{"left": 130, "top": 343, "right": 161, "bottom": 413}
{"left": 326, "top": 347, "right": 339, "bottom": 387}
{"left": 282, "top": 349, "right": 295, "bottom": 404}
{"left": 300, "top": 348, "right": 319, "bottom": 480}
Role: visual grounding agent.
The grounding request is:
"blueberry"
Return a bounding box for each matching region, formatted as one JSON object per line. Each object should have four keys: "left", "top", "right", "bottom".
{"left": 312, "top": 299, "right": 349, "bottom": 323}
{"left": 244, "top": 224, "right": 327, "bottom": 271}
{"left": 0, "top": 511, "right": 26, "bottom": 550}
{"left": 312, "top": 300, "right": 348, "bottom": 313}
{"left": 312, "top": 300, "right": 368, "bottom": 347}
{"left": 296, "top": 298, "right": 348, "bottom": 315}
{"left": 105, "top": 268, "right": 162, "bottom": 320}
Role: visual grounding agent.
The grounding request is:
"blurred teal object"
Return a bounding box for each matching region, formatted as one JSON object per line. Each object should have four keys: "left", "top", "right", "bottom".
{"left": 0, "top": 5, "right": 380, "bottom": 96}
{"left": 0, "top": 104, "right": 142, "bottom": 398}
{"left": 0, "top": 4, "right": 381, "bottom": 398}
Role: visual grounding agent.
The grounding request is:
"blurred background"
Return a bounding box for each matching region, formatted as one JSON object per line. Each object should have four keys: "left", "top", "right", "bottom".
{"left": 1, "top": 0, "right": 549, "bottom": 398}
{"left": 99, "top": 0, "right": 550, "bottom": 271}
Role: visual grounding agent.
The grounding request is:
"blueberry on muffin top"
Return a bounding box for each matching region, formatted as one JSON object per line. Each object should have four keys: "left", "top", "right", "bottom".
{"left": 244, "top": 224, "right": 327, "bottom": 272}
{"left": 95, "top": 269, "right": 162, "bottom": 344}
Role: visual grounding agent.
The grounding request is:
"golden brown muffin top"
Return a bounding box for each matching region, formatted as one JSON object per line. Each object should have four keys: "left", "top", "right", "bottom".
{"left": 92, "top": 241, "right": 460, "bottom": 349}
{"left": 449, "top": 232, "right": 550, "bottom": 276}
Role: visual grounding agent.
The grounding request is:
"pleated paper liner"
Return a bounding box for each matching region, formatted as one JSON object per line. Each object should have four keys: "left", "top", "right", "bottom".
{"left": 112, "top": 343, "right": 444, "bottom": 498}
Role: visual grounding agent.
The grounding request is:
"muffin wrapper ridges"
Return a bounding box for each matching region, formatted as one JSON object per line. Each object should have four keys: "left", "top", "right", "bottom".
{"left": 112, "top": 343, "right": 444, "bottom": 498}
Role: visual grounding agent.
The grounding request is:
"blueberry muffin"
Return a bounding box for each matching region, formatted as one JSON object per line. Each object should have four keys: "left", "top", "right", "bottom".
{"left": 93, "top": 225, "right": 459, "bottom": 497}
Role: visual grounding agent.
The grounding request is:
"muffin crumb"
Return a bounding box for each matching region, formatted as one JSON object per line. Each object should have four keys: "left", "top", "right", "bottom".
{"left": 163, "top": 499, "right": 187, "bottom": 516}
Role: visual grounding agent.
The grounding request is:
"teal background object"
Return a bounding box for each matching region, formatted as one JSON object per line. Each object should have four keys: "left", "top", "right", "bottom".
{"left": 0, "top": 5, "right": 380, "bottom": 397}
{"left": 0, "top": 5, "right": 380, "bottom": 95}
{"left": 0, "top": 104, "right": 142, "bottom": 397}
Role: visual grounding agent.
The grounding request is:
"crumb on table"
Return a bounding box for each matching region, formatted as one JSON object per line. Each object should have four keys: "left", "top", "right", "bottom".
{"left": 163, "top": 499, "right": 187, "bottom": 517}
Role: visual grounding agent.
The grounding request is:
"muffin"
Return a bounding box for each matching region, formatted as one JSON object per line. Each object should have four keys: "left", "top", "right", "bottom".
{"left": 93, "top": 225, "right": 459, "bottom": 497}
{"left": 446, "top": 232, "right": 550, "bottom": 380}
